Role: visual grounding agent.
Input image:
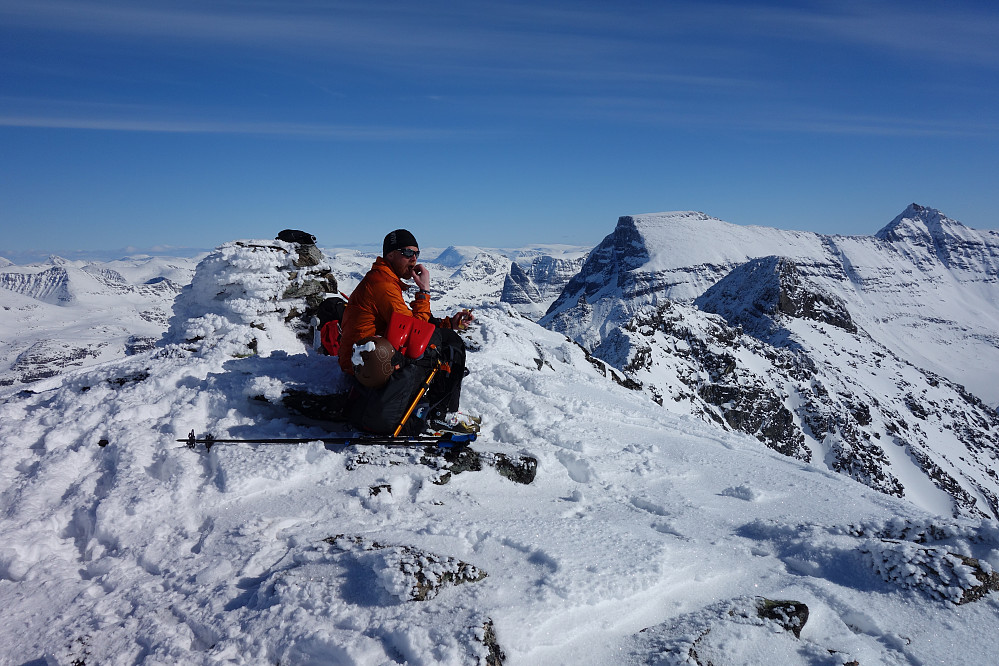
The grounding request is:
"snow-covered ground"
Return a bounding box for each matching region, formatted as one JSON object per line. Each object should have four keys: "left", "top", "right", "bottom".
{"left": 0, "top": 255, "right": 199, "bottom": 390}
{"left": 2, "top": 241, "right": 998, "bottom": 664}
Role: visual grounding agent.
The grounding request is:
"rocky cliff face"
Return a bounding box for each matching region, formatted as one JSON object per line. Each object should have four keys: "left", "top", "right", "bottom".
{"left": 500, "top": 253, "right": 586, "bottom": 318}
{"left": 550, "top": 206, "right": 999, "bottom": 518}
{"left": 695, "top": 256, "right": 857, "bottom": 338}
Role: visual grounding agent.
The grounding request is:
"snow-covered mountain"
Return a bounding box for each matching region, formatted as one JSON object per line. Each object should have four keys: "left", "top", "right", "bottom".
{"left": 2, "top": 239, "right": 998, "bottom": 664}
{"left": 0, "top": 256, "right": 198, "bottom": 389}
{"left": 543, "top": 205, "right": 999, "bottom": 521}
{"left": 501, "top": 252, "right": 588, "bottom": 318}
{"left": 543, "top": 204, "right": 999, "bottom": 408}
{"left": 0, "top": 243, "right": 582, "bottom": 396}
{"left": 325, "top": 244, "right": 588, "bottom": 318}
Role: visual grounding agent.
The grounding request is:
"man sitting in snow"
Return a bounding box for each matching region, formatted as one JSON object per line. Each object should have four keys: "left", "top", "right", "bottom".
{"left": 338, "top": 228, "right": 478, "bottom": 435}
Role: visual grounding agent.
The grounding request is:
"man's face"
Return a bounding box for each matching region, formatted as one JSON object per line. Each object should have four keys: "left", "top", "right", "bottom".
{"left": 386, "top": 246, "right": 419, "bottom": 279}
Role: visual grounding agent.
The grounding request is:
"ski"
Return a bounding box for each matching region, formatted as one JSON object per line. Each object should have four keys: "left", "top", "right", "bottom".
{"left": 179, "top": 429, "right": 475, "bottom": 452}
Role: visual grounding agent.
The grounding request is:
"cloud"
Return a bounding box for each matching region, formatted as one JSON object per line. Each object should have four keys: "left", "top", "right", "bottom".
{"left": 0, "top": 1, "right": 769, "bottom": 89}
{"left": 6, "top": 0, "right": 998, "bottom": 71}
{"left": 715, "top": 1, "right": 999, "bottom": 70}
{"left": 0, "top": 113, "right": 467, "bottom": 140}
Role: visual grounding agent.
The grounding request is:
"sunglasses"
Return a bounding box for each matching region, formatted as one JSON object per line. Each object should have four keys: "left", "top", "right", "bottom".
{"left": 397, "top": 248, "right": 420, "bottom": 259}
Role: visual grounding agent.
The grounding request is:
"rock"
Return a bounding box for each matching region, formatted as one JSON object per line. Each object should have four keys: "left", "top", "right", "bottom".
{"left": 325, "top": 535, "right": 487, "bottom": 602}
{"left": 292, "top": 243, "right": 324, "bottom": 267}
{"left": 632, "top": 596, "right": 811, "bottom": 665}
{"left": 420, "top": 446, "right": 538, "bottom": 485}
{"left": 477, "top": 619, "right": 506, "bottom": 665}
{"left": 755, "top": 598, "right": 809, "bottom": 638}
{"left": 863, "top": 539, "right": 999, "bottom": 604}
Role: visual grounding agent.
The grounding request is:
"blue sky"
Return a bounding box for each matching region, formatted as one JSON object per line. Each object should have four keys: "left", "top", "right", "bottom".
{"left": 2, "top": 0, "right": 998, "bottom": 258}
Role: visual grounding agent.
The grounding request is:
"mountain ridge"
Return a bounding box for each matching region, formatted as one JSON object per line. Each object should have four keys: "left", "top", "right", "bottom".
{"left": 543, "top": 204, "right": 999, "bottom": 407}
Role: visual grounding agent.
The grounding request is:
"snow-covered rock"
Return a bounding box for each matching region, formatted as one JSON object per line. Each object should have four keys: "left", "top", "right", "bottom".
{"left": 164, "top": 239, "right": 336, "bottom": 358}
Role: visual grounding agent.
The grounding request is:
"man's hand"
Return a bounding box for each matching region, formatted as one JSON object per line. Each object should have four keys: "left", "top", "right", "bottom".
{"left": 451, "top": 308, "right": 475, "bottom": 331}
{"left": 412, "top": 263, "right": 430, "bottom": 291}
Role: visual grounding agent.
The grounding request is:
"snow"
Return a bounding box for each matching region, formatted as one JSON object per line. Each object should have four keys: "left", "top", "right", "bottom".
{"left": 1, "top": 240, "right": 999, "bottom": 664}
{"left": 619, "top": 212, "right": 827, "bottom": 279}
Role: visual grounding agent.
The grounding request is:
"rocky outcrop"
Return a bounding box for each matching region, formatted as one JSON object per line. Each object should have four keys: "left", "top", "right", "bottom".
{"left": 695, "top": 256, "right": 856, "bottom": 338}
{"left": 500, "top": 262, "right": 542, "bottom": 306}
{"left": 325, "top": 535, "right": 487, "bottom": 602}
{"left": 1, "top": 339, "right": 108, "bottom": 385}
{"left": 338, "top": 441, "right": 538, "bottom": 486}
{"left": 632, "top": 596, "right": 813, "bottom": 665}
{"left": 862, "top": 538, "right": 999, "bottom": 604}
{"left": 164, "top": 239, "right": 337, "bottom": 357}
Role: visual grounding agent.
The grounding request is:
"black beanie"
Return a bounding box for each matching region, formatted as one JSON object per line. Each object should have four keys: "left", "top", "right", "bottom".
{"left": 383, "top": 229, "right": 419, "bottom": 257}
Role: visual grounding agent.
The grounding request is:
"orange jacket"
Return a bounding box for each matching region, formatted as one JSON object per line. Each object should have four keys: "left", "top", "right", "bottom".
{"left": 338, "top": 258, "right": 433, "bottom": 374}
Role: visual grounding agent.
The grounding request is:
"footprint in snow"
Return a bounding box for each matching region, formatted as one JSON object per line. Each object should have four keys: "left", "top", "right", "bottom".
{"left": 556, "top": 450, "right": 594, "bottom": 483}
{"left": 719, "top": 484, "right": 760, "bottom": 501}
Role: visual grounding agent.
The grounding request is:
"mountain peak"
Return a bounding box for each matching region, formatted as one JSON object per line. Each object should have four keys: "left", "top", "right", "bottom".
{"left": 874, "top": 204, "right": 999, "bottom": 275}
{"left": 876, "top": 203, "right": 962, "bottom": 242}
{"left": 695, "top": 255, "right": 857, "bottom": 338}
{"left": 429, "top": 245, "right": 484, "bottom": 267}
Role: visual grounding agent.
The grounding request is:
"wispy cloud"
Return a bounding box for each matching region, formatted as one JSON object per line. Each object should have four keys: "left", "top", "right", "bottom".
{"left": 0, "top": 113, "right": 468, "bottom": 140}
{"left": 2, "top": 1, "right": 997, "bottom": 140}
{"left": 711, "top": 1, "right": 999, "bottom": 70}
{"left": 0, "top": 1, "right": 756, "bottom": 89}
{"left": 5, "top": 0, "right": 998, "bottom": 73}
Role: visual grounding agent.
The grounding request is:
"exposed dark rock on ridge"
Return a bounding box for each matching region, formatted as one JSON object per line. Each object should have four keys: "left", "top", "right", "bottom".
{"left": 695, "top": 256, "right": 857, "bottom": 338}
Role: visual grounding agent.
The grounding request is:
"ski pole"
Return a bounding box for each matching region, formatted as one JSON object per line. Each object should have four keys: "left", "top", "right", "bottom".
{"left": 393, "top": 359, "right": 441, "bottom": 437}
{"left": 178, "top": 429, "right": 474, "bottom": 452}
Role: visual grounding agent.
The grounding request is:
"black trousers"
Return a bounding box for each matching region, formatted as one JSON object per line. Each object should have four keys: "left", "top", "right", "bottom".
{"left": 349, "top": 327, "right": 467, "bottom": 434}
{"left": 425, "top": 327, "right": 466, "bottom": 419}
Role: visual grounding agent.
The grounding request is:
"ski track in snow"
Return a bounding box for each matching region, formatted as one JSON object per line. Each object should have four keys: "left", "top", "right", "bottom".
{"left": 1, "top": 243, "right": 998, "bottom": 664}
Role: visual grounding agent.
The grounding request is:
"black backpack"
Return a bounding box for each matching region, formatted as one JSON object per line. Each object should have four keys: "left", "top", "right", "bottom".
{"left": 276, "top": 229, "right": 317, "bottom": 244}
{"left": 316, "top": 296, "right": 347, "bottom": 356}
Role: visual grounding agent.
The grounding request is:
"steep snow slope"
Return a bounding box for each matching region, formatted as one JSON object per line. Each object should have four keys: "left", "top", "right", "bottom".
{"left": 2, "top": 241, "right": 998, "bottom": 664}
{"left": 543, "top": 205, "right": 999, "bottom": 407}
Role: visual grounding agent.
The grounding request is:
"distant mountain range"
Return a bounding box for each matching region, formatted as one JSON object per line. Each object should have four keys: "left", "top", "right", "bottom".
{"left": 0, "top": 257, "right": 193, "bottom": 387}
{"left": 541, "top": 204, "right": 999, "bottom": 519}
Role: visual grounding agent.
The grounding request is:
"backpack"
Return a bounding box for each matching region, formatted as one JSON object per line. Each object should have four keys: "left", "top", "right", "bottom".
{"left": 276, "top": 229, "right": 317, "bottom": 244}
{"left": 315, "top": 296, "right": 348, "bottom": 356}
